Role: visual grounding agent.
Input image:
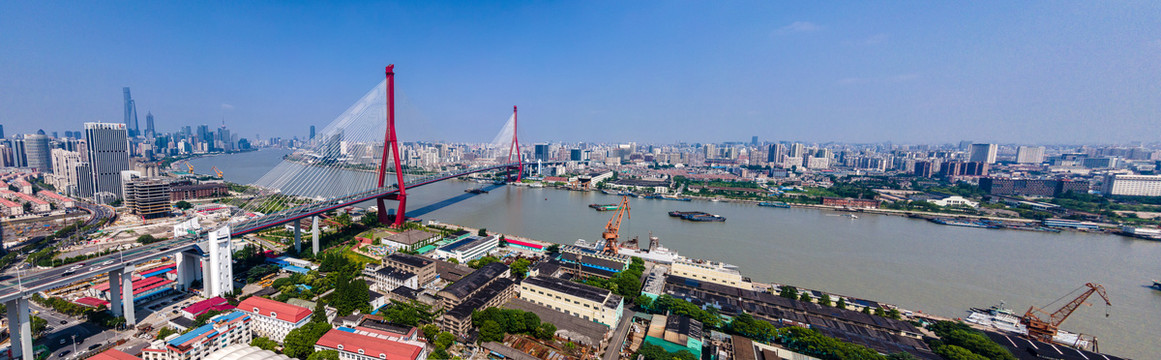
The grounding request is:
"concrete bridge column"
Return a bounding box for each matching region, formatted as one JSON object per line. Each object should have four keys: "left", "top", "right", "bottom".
{"left": 5, "top": 297, "right": 33, "bottom": 360}
{"left": 294, "top": 220, "right": 302, "bottom": 253}
{"left": 120, "top": 265, "right": 136, "bottom": 326}
{"left": 174, "top": 250, "right": 200, "bottom": 291}
{"left": 108, "top": 269, "right": 123, "bottom": 317}
{"left": 311, "top": 216, "right": 320, "bottom": 254}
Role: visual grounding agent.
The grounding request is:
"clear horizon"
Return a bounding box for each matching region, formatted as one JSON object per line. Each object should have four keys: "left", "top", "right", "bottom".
{"left": 2, "top": 2, "right": 1159, "bottom": 144}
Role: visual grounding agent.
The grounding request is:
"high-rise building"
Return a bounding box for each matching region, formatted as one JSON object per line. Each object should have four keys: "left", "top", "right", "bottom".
{"left": 309, "top": 125, "right": 316, "bottom": 140}
{"left": 958, "top": 140, "right": 973, "bottom": 151}
{"left": 751, "top": 136, "right": 758, "bottom": 146}
{"left": 123, "top": 87, "right": 139, "bottom": 137}
{"left": 969, "top": 143, "right": 997, "bottom": 164}
{"left": 145, "top": 112, "right": 156, "bottom": 138}
{"left": 50, "top": 149, "right": 85, "bottom": 196}
{"left": 85, "top": 122, "right": 131, "bottom": 200}
{"left": 704, "top": 144, "right": 717, "bottom": 160}
{"left": 766, "top": 144, "right": 787, "bottom": 164}
{"left": 1102, "top": 174, "right": 1161, "bottom": 197}
{"left": 1015, "top": 146, "right": 1045, "bottom": 164}
{"left": 11, "top": 138, "right": 27, "bottom": 167}
{"left": 534, "top": 144, "right": 550, "bottom": 160}
{"left": 788, "top": 143, "right": 806, "bottom": 158}
{"left": 23, "top": 133, "right": 52, "bottom": 173}
{"left": 122, "top": 174, "right": 172, "bottom": 219}
{"left": 0, "top": 124, "right": 5, "bottom": 138}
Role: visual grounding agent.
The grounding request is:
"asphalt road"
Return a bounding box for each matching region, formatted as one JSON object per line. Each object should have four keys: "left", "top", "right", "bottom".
{"left": 30, "top": 303, "right": 121, "bottom": 360}
{"left": 602, "top": 309, "right": 635, "bottom": 360}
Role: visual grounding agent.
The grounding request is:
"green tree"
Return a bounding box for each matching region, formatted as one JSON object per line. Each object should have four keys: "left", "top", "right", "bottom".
{"left": 307, "top": 350, "right": 339, "bottom": 360}
{"left": 727, "top": 313, "right": 777, "bottom": 343}
{"left": 535, "top": 322, "right": 556, "bottom": 340}
{"left": 510, "top": 258, "right": 532, "bottom": 278}
{"left": 477, "top": 228, "right": 487, "bottom": 236}
{"left": 634, "top": 295, "right": 653, "bottom": 310}
{"left": 836, "top": 297, "right": 847, "bottom": 309}
{"left": 448, "top": 258, "right": 459, "bottom": 264}
{"left": 819, "top": 294, "right": 833, "bottom": 307}
{"left": 933, "top": 345, "right": 989, "bottom": 360}
{"left": 31, "top": 316, "right": 47, "bottom": 337}
{"left": 283, "top": 322, "right": 332, "bottom": 359}
{"left": 887, "top": 352, "right": 918, "bottom": 360}
{"left": 421, "top": 324, "right": 440, "bottom": 339}
{"left": 175, "top": 201, "right": 193, "bottom": 210}
{"left": 312, "top": 300, "right": 328, "bottom": 324}
{"left": 479, "top": 320, "right": 504, "bottom": 342}
{"left": 157, "top": 327, "right": 177, "bottom": 340}
{"left": 136, "top": 234, "right": 163, "bottom": 245}
{"left": 545, "top": 244, "right": 560, "bottom": 255}
{"left": 778, "top": 285, "right": 798, "bottom": 299}
{"left": 250, "top": 337, "right": 278, "bottom": 351}
{"left": 798, "top": 292, "right": 812, "bottom": 302}
{"left": 522, "top": 311, "right": 541, "bottom": 332}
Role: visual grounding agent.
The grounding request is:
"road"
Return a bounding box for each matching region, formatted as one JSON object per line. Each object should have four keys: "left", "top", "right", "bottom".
{"left": 602, "top": 309, "right": 635, "bottom": 360}
{"left": 29, "top": 303, "right": 122, "bottom": 360}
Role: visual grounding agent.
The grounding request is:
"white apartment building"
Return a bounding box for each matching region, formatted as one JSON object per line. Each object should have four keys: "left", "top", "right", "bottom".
{"left": 236, "top": 297, "right": 312, "bottom": 343}
{"left": 141, "top": 312, "right": 253, "bottom": 360}
{"left": 1103, "top": 174, "right": 1161, "bottom": 197}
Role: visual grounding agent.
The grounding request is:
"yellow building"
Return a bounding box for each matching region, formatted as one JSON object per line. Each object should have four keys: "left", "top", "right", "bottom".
{"left": 670, "top": 258, "right": 750, "bottom": 289}
{"left": 519, "top": 275, "right": 623, "bottom": 327}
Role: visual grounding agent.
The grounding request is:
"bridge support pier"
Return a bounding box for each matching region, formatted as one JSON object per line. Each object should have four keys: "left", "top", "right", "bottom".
{"left": 174, "top": 250, "right": 201, "bottom": 291}
{"left": 294, "top": 220, "right": 302, "bottom": 253}
{"left": 311, "top": 216, "right": 320, "bottom": 254}
{"left": 5, "top": 297, "right": 33, "bottom": 360}
{"left": 108, "top": 269, "right": 123, "bottom": 317}
{"left": 120, "top": 265, "right": 136, "bottom": 326}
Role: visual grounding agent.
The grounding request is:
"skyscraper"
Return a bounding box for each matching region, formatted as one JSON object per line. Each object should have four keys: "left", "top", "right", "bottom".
{"left": 309, "top": 125, "right": 316, "bottom": 139}
{"left": 85, "top": 122, "right": 131, "bottom": 200}
{"left": 969, "top": 143, "right": 998, "bottom": 164}
{"left": 23, "top": 133, "right": 52, "bottom": 173}
{"left": 145, "top": 112, "right": 156, "bottom": 138}
{"left": 767, "top": 144, "right": 787, "bottom": 164}
{"left": 534, "top": 143, "right": 550, "bottom": 160}
{"left": 123, "top": 87, "right": 139, "bottom": 137}
{"left": 751, "top": 136, "right": 758, "bottom": 146}
{"left": 0, "top": 124, "right": 5, "bottom": 138}
{"left": 11, "top": 138, "right": 26, "bottom": 167}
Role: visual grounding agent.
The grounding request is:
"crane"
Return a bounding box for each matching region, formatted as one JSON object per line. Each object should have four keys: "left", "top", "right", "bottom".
{"left": 185, "top": 161, "right": 194, "bottom": 173}
{"left": 1021, "top": 282, "right": 1111, "bottom": 344}
{"left": 601, "top": 195, "right": 631, "bottom": 255}
{"left": 211, "top": 166, "right": 224, "bottom": 178}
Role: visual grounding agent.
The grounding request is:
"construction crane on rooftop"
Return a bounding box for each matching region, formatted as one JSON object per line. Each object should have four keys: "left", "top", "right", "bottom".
{"left": 1021, "top": 282, "right": 1111, "bottom": 344}
{"left": 601, "top": 195, "right": 630, "bottom": 255}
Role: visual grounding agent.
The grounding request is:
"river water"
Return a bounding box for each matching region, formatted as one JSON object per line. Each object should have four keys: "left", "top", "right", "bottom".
{"left": 192, "top": 149, "right": 1160, "bottom": 358}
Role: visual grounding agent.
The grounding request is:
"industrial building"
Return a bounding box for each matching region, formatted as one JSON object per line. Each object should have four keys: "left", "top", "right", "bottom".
{"left": 519, "top": 275, "right": 624, "bottom": 328}
{"left": 382, "top": 253, "right": 438, "bottom": 285}
{"left": 670, "top": 258, "right": 750, "bottom": 290}
{"left": 433, "top": 235, "right": 499, "bottom": 263}
{"left": 1102, "top": 174, "right": 1161, "bottom": 197}
{"left": 363, "top": 264, "right": 419, "bottom": 292}
{"left": 436, "top": 262, "right": 514, "bottom": 335}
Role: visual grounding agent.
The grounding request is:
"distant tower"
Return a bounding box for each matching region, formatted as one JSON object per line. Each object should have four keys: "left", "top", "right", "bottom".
{"left": 123, "top": 87, "right": 139, "bottom": 137}
{"left": 23, "top": 133, "right": 52, "bottom": 173}
{"left": 309, "top": 125, "right": 316, "bottom": 140}
{"left": 0, "top": 124, "right": 5, "bottom": 138}
{"left": 145, "top": 112, "right": 155, "bottom": 138}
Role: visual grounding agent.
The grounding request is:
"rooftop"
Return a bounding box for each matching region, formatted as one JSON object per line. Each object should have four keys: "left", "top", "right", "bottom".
{"left": 384, "top": 253, "right": 434, "bottom": 269}
{"left": 382, "top": 229, "right": 439, "bottom": 245}
{"left": 375, "top": 266, "right": 417, "bottom": 281}
{"left": 183, "top": 296, "right": 229, "bottom": 316}
{"left": 438, "top": 262, "right": 509, "bottom": 301}
{"left": 439, "top": 235, "right": 497, "bottom": 253}
{"left": 315, "top": 329, "right": 423, "bottom": 360}
{"left": 88, "top": 349, "right": 142, "bottom": 360}
{"left": 522, "top": 275, "right": 614, "bottom": 306}
{"left": 238, "top": 296, "right": 312, "bottom": 323}
{"left": 445, "top": 278, "right": 516, "bottom": 319}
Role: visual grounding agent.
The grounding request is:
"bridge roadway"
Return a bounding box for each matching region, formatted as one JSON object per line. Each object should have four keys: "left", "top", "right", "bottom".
{"left": 0, "top": 161, "right": 560, "bottom": 303}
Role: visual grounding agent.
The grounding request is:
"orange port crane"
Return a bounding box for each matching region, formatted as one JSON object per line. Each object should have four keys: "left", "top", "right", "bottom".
{"left": 1021, "top": 282, "right": 1111, "bottom": 343}
{"left": 185, "top": 161, "right": 194, "bottom": 173}
{"left": 211, "top": 166, "right": 224, "bottom": 178}
{"left": 601, "top": 195, "right": 631, "bottom": 255}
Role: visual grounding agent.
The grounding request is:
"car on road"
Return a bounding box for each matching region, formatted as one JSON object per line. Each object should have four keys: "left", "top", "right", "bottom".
{"left": 60, "top": 320, "right": 67, "bottom": 324}
{"left": 99, "top": 260, "right": 114, "bottom": 266}
{"left": 59, "top": 350, "right": 70, "bottom": 357}
{"left": 88, "top": 344, "right": 101, "bottom": 351}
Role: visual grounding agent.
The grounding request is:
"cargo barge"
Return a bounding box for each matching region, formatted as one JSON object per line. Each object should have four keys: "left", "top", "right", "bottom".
{"left": 589, "top": 204, "right": 622, "bottom": 211}
{"left": 928, "top": 217, "right": 1000, "bottom": 229}
{"left": 669, "top": 211, "right": 726, "bottom": 222}
{"left": 758, "top": 202, "right": 791, "bottom": 208}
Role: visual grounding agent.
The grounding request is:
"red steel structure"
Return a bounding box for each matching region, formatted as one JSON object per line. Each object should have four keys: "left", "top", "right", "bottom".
{"left": 507, "top": 106, "right": 522, "bottom": 182}
{"left": 377, "top": 65, "right": 408, "bottom": 227}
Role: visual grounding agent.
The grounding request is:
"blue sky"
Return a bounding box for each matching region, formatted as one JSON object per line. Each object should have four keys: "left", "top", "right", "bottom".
{"left": 2, "top": 1, "right": 1159, "bottom": 144}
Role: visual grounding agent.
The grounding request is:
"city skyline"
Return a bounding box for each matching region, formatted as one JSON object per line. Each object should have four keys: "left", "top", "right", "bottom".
{"left": 2, "top": 2, "right": 1160, "bottom": 144}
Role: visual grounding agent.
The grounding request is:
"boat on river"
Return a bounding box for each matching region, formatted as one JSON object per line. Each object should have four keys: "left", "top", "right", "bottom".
{"left": 964, "top": 302, "right": 1097, "bottom": 351}
{"left": 669, "top": 211, "right": 726, "bottom": 222}
{"left": 758, "top": 202, "right": 791, "bottom": 208}
{"left": 589, "top": 204, "right": 621, "bottom": 211}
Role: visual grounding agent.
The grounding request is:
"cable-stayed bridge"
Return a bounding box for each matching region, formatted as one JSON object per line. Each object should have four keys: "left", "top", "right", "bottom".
{"left": 0, "top": 66, "right": 554, "bottom": 360}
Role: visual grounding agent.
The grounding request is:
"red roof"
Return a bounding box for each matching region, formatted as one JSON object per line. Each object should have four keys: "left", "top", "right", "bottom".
{"left": 238, "top": 296, "right": 312, "bottom": 323}
{"left": 75, "top": 297, "right": 110, "bottom": 307}
{"left": 93, "top": 276, "right": 159, "bottom": 292}
{"left": 183, "top": 297, "right": 229, "bottom": 316}
{"left": 506, "top": 238, "right": 543, "bottom": 249}
{"left": 315, "top": 329, "right": 422, "bottom": 360}
{"left": 89, "top": 349, "right": 142, "bottom": 360}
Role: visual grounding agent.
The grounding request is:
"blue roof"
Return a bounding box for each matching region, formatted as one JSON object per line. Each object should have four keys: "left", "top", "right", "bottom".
{"left": 168, "top": 323, "right": 216, "bottom": 346}
{"left": 142, "top": 268, "right": 174, "bottom": 278}
{"left": 337, "top": 326, "right": 356, "bottom": 333}
{"left": 133, "top": 288, "right": 172, "bottom": 302}
{"left": 438, "top": 236, "right": 479, "bottom": 252}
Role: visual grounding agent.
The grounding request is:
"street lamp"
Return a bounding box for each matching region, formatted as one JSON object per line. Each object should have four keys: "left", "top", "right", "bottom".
{"left": 71, "top": 334, "right": 77, "bottom": 356}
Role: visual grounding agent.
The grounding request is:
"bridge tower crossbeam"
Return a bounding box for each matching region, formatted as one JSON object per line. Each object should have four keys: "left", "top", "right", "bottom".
{"left": 377, "top": 65, "right": 408, "bottom": 228}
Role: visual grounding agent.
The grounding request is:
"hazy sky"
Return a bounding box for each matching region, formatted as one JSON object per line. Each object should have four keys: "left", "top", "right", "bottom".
{"left": 2, "top": 1, "right": 1159, "bottom": 144}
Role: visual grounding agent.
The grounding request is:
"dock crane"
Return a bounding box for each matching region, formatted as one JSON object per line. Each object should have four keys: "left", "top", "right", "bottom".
{"left": 601, "top": 195, "right": 631, "bottom": 255}
{"left": 211, "top": 166, "right": 224, "bottom": 178}
{"left": 185, "top": 161, "right": 194, "bottom": 173}
{"left": 1021, "top": 283, "right": 1111, "bottom": 344}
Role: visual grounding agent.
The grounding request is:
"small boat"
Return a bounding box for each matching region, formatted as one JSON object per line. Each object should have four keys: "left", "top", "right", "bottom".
{"left": 465, "top": 188, "right": 488, "bottom": 194}
{"left": 847, "top": 214, "right": 858, "bottom": 219}
{"left": 758, "top": 202, "right": 791, "bottom": 208}
{"left": 1152, "top": 280, "right": 1161, "bottom": 290}
{"left": 669, "top": 211, "right": 726, "bottom": 222}
{"left": 590, "top": 204, "right": 621, "bottom": 211}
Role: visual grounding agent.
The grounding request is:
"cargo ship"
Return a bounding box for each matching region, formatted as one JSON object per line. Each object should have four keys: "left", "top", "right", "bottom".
{"left": 589, "top": 204, "right": 621, "bottom": 211}
{"left": 618, "top": 233, "right": 680, "bottom": 264}
{"left": 644, "top": 195, "right": 693, "bottom": 201}
{"left": 758, "top": 202, "right": 791, "bottom": 208}
{"left": 668, "top": 211, "right": 726, "bottom": 222}
{"left": 928, "top": 217, "right": 1000, "bottom": 229}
